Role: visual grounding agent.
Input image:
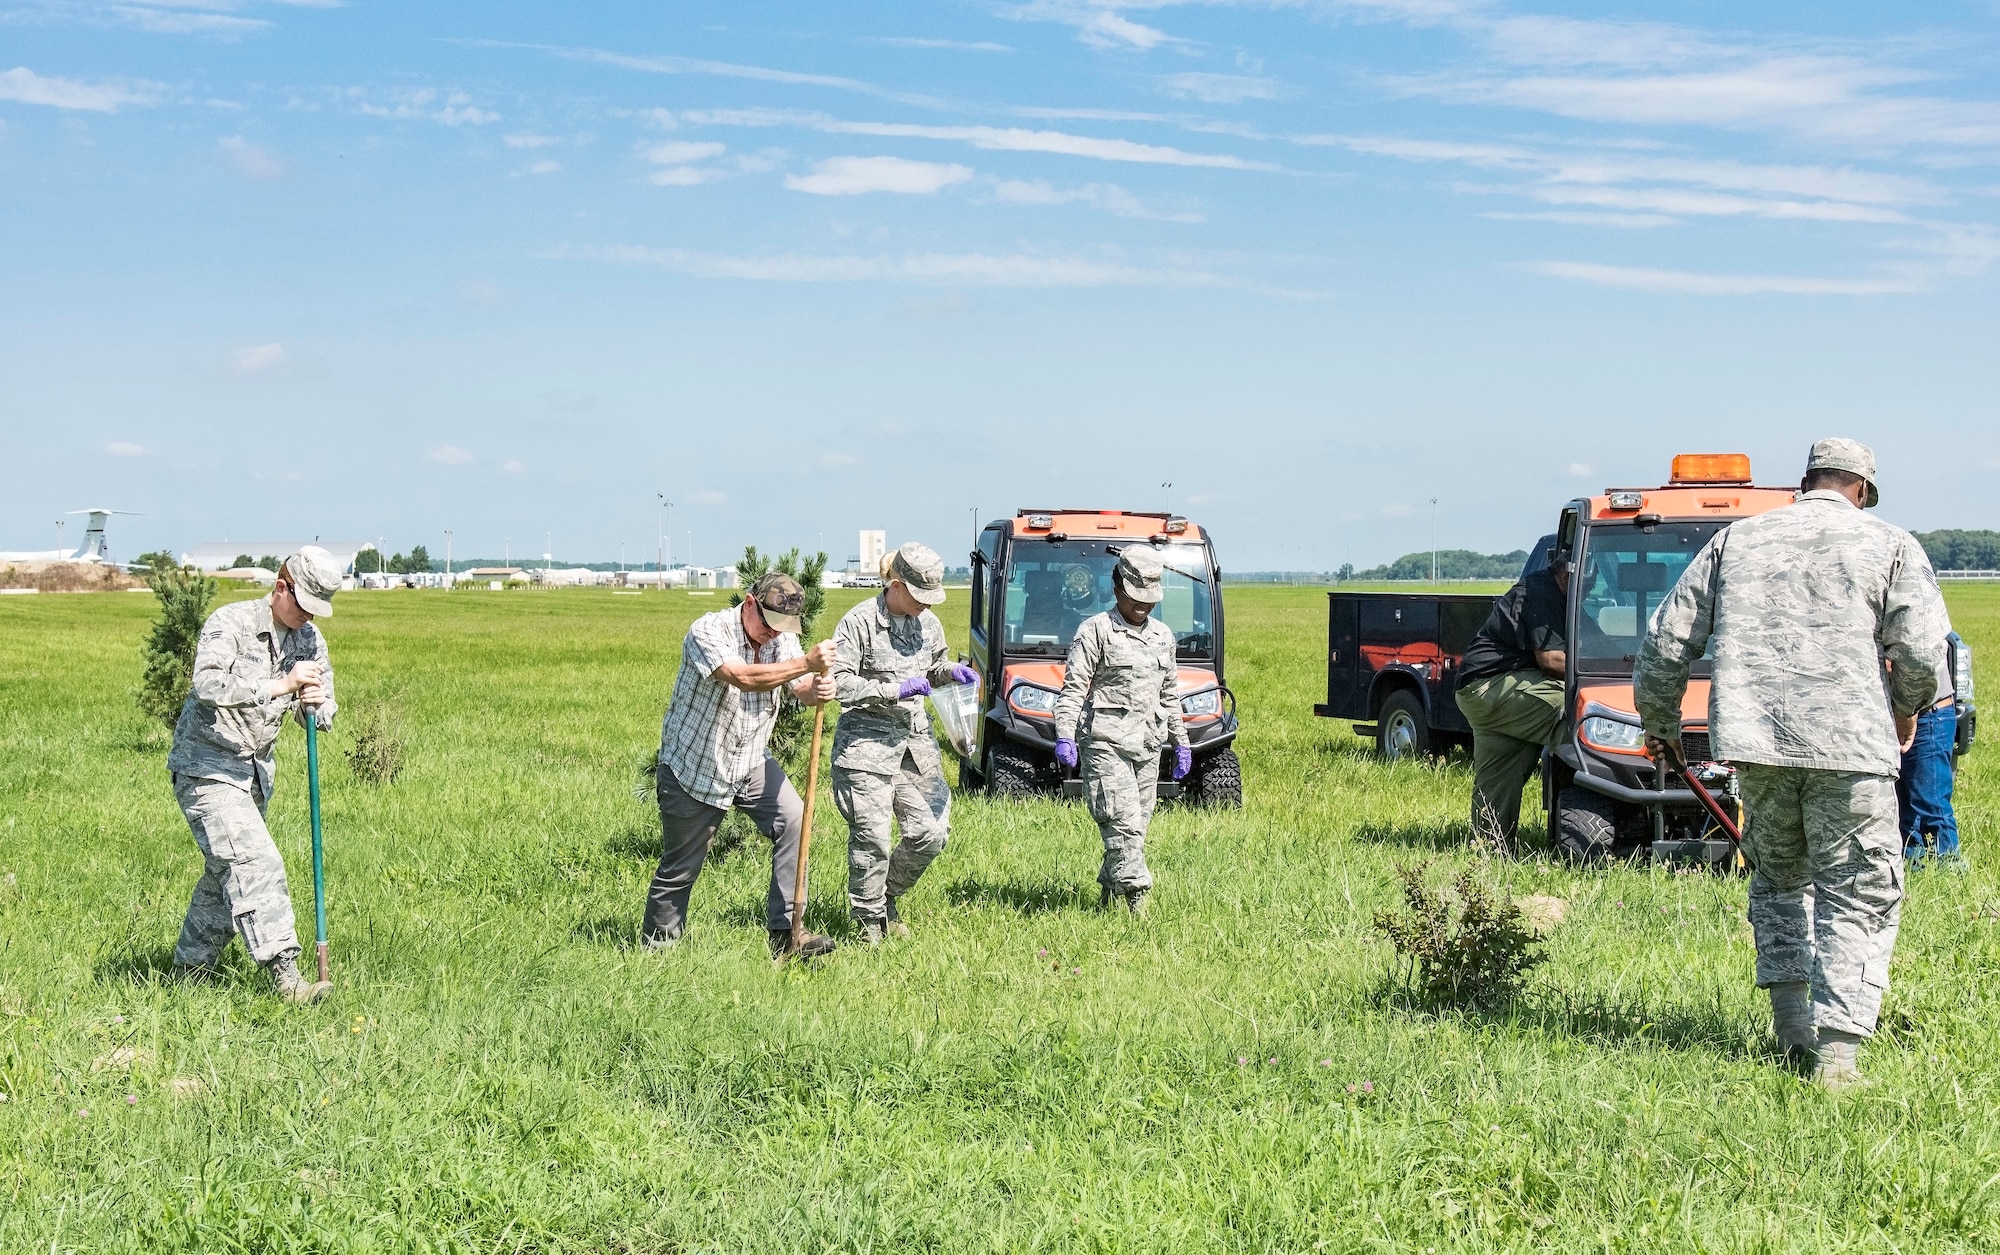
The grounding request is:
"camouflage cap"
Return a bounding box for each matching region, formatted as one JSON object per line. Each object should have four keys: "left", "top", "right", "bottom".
{"left": 1806, "top": 437, "right": 1879, "bottom": 508}
{"left": 750, "top": 571, "right": 806, "bottom": 634}
{"left": 280, "top": 545, "right": 342, "bottom": 618}
{"left": 889, "top": 541, "right": 946, "bottom": 606}
{"left": 1114, "top": 546, "right": 1165, "bottom": 605}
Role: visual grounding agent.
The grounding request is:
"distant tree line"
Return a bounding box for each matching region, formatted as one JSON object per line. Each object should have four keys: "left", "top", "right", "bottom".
{"left": 1915, "top": 530, "right": 2000, "bottom": 571}
{"left": 359, "top": 544, "right": 436, "bottom": 575}
{"left": 1351, "top": 549, "right": 1530, "bottom": 581}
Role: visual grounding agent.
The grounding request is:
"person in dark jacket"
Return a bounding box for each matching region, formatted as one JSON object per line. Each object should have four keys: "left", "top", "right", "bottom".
{"left": 1454, "top": 538, "right": 1568, "bottom": 847}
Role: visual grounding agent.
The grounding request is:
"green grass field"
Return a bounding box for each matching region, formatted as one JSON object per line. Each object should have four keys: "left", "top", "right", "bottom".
{"left": 2, "top": 583, "right": 1996, "bottom": 1253}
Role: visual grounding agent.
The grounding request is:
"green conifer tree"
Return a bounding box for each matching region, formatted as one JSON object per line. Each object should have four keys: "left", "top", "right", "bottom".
{"left": 134, "top": 562, "right": 219, "bottom": 728}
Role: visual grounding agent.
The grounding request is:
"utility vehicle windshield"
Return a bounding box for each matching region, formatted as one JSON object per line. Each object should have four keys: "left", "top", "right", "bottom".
{"left": 1574, "top": 521, "right": 1726, "bottom": 675}
{"left": 1001, "top": 541, "right": 1215, "bottom": 658}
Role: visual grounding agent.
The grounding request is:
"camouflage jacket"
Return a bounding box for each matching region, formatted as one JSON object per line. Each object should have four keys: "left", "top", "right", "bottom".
{"left": 832, "top": 594, "right": 957, "bottom": 774}
{"left": 167, "top": 596, "right": 337, "bottom": 796}
{"left": 1054, "top": 611, "right": 1187, "bottom": 758}
{"left": 1635, "top": 490, "right": 1948, "bottom": 775}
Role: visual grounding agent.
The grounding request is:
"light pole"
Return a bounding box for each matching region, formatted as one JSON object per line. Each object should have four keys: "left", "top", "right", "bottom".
{"left": 1163, "top": 481, "right": 1172, "bottom": 514}
{"left": 55, "top": 520, "right": 63, "bottom": 552}
{"left": 656, "top": 493, "right": 672, "bottom": 575}
{"left": 546, "top": 530, "right": 552, "bottom": 574}
{"left": 444, "top": 530, "right": 453, "bottom": 588}
{"left": 1429, "top": 497, "right": 1439, "bottom": 584}
{"left": 377, "top": 536, "right": 384, "bottom": 576}
{"left": 969, "top": 506, "right": 978, "bottom": 552}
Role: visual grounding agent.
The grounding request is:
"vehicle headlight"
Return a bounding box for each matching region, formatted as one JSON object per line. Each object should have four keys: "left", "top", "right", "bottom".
{"left": 1580, "top": 716, "right": 1645, "bottom": 750}
{"left": 1010, "top": 684, "right": 1057, "bottom": 715}
{"left": 1181, "top": 689, "right": 1221, "bottom": 717}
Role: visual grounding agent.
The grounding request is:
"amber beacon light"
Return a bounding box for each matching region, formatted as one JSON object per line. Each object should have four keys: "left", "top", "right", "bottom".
{"left": 1669, "top": 453, "right": 1753, "bottom": 485}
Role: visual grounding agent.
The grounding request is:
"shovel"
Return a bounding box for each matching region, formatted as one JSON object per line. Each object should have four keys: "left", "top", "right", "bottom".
{"left": 787, "top": 704, "right": 828, "bottom": 957}
{"left": 305, "top": 713, "right": 330, "bottom": 986}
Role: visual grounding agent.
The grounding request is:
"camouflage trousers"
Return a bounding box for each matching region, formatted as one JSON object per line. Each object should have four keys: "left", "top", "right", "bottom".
{"left": 1083, "top": 740, "right": 1158, "bottom": 893}
{"left": 834, "top": 749, "right": 951, "bottom": 922}
{"left": 173, "top": 773, "right": 300, "bottom": 966}
{"left": 1739, "top": 764, "right": 1904, "bottom": 1040}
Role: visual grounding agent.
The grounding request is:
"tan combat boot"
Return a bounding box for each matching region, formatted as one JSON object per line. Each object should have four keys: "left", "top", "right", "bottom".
{"left": 1769, "top": 982, "right": 1815, "bottom": 1064}
{"left": 263, "top": 950, "right": 332, "bottom": 1004}
{"left": 885, "top": 898, "right": 911, "bottom": 939}
{"left": 1812, "top": 1030, "right": 1871, "bottom": 1092}
{"left": 1125, "top": 888, "right": 1149, "bottom": 916}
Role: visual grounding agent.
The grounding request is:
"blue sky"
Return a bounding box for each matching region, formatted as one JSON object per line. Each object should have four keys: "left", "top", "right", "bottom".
{"left": 3, "top": 0, "right": 1997, "bottom": 571}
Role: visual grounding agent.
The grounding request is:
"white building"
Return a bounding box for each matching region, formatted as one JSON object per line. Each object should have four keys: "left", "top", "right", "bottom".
{"left": 183, "top": 541, "right": 377, "bottom": 575}
{"left": 858, "top": 530, "right": 886, "bottom": 575}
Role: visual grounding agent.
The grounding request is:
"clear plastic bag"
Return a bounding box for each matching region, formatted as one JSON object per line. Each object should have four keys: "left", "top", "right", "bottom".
{"left": 929, "top": 679, "right": 980, "bottom": 757}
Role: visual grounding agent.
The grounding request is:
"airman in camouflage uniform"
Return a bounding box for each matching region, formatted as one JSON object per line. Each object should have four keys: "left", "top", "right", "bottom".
{"left": 1053, "top": 547, "right": 1190, "bottom": 914}
{"left": 1636, "top": 439, "right": 1949, "bottom": 1089}
{"left": 831, "top": 542, "right": 977, "bottom": 943}
{"left": 166, "top": 547, "right": 345, "bottom": 1003}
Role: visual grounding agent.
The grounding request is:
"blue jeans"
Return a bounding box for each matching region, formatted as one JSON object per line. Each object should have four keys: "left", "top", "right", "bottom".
{"left": 1897, "top": 705, "right": 1959, "bottom": 858}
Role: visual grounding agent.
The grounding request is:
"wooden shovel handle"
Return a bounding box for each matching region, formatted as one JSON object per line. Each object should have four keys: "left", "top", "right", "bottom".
{"left": 789, "top": 702, "right": 827, "bottom": 949}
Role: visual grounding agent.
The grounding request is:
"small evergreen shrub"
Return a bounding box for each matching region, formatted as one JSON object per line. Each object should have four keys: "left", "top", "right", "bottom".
{"left": 1373, "top": 860, "right": 1545, "bottom": 1007}
{"left": 134, "top": 564, "right": 218, "bottom": 729}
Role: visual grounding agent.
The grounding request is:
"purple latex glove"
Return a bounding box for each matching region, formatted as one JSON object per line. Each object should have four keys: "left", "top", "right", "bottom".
{"left": 898, "top": 676, "right": 932, "bottom": 700}
{"left": 946, "top": 663, "right": 978, "bottom": 686}
{"left": 1172, "top": 745, "right": 1193, "bottom": 780}
{"left": 1054, "top": 738, "right": 1078, "bottom": 770}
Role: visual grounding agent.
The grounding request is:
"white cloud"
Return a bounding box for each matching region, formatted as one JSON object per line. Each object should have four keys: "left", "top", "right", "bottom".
{"left": 1521, "top": 260, "right": 1924, "bottom": 296}
{"left": 218, "top": 135, "right": 285, "bottom": 179}
{"left": 870, "top": 37, "right": 1012, "bottom": 52}
{"left": 0, "top": 67, "right": 153, "bottom": 112}
{"left": 650, "top": 166, "right": 730, "bottom": 186}
{"left": 111, "top": 7, "right": 270, "bottom": 35}
{"left": 504, "top": 132, "right": 560, "bottom": 148}
{"left": 992, "top": 178, "right": 1203, "bottom": 221}
{"left": 233, "top": 342, "right": 285, "bottom": 373}
{"left": 1160, "top": 73, "right": 1289, "bottom": 104}
{"left": 107, "top": 441, "right": 146, "bottom": 457}
{"left": 355, "top": 89, "right": 499, "bottom": 127}
{"left": 786, "top": 156, "right": 974, "bottom": 196}
{"left": 1485, "top": 210, "right": 1674, "bottom": 228}
{"left": 1008, "top": 2, "right": 1180, "bottom": 50}
{"left": 519, "top": 159, "right": 560, "bottom": 175}
{"left": 645, "top": 140, "right": 727, "bottom": 164}
{"left": 551, "top": 244, "right": 1305, "bottom": 295}
{"left": 475, "top": 39, "right": 945, "bottom": 109}
{"left": 1568, "top": 462, "right": 1595, "bottom": 477}
{"left": 498, "top": 458, "right": 526, "bottom": 474}
{"left": 690, "top": 111, "right": 1276, "bottom": 171}
{"left": 430, "top": 445, "right": 474, "bottom": 465}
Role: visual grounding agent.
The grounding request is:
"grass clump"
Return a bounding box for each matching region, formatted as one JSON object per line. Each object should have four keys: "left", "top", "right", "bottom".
{"left": 343, "top": 703, "right": 408, "bottom": 784}
{"left": 1373, "top": 859, "right": 1545, "bottom": 1007}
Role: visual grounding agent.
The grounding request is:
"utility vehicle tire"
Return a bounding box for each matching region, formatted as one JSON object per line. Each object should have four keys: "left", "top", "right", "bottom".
{"left": 1555, "top": 787, "right": 1619, "bottom": 865}
{"left": 1184, "top": 747, "right": 1243, "bottom": 808}
{"left": 986, "top": 741, "right": 1048, "bottom": 798}
{"left": 1376, "top": 690, "right": 1431, "bottom": 762}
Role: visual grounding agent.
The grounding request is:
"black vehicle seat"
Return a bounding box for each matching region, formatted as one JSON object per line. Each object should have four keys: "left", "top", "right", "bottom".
{"left": 1021, "top": 569, "right": 1065, "bottom": 641}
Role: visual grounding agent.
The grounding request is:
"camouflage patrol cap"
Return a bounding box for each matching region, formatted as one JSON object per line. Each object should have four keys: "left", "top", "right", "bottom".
{"left": 280, "top": 545, "right": 342, "bottom": 618}
{"left": 1113, "top": 546, "right": 1165, "bottom": 605}
{"left": 749, "top": 571, "right": 806, "bottom": 634}
{"left": 1806, "top": 437, "right": 1879, "bottom": 508}
{"left": 889, "top": 541, "right": 946, "bottom": 606}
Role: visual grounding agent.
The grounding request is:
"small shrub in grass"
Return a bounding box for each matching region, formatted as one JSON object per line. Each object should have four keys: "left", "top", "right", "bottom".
{"left": 133, "top": 563, "right": 218, "bottom": 728}
{"left": 1372, "top": 860, "right": 1544, "bottom": 1007}
{"left": 344, "top": 705, "right": 407, "bottom": 784}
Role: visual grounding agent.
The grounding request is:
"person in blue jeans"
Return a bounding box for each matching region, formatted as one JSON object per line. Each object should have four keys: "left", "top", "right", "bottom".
{"left": 1899, "top": 631, "right": 1964, "bottom": 868}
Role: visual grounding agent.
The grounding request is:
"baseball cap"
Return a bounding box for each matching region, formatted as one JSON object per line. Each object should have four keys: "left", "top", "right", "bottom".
{"left": 1806, "top": 437, "right": 1879, "bottom": 508}
{"left": 280, "top": 545, "right": 342, "bottom": 618}
{"left": 1114, "top": 546, "right": 1165, "bottom": 605}
{"left": 749, "top": 571, "right": 806, "bottom": 634}
{"left": 889, "top": 541, "right": 946, "bottom": 606}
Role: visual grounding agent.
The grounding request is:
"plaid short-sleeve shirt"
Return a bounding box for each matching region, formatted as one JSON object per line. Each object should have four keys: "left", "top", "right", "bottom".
{"left": 657, "top": 606, "right": 802, "bottom": 807}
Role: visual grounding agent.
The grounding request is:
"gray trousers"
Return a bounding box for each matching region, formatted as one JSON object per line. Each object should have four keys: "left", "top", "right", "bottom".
{"left": 1739, "top": 764, "right": 1904, "bottom": 1040}
{"left": 1083, "top": 740, "right": 1158, "bottom": 893}
{"left": 834, "top": 749, "right": 950, "bottom": 922}
{"left": 173, "top": 773, "right": 300, "bottom": 966}
{"left": 645, "top": 759, "right": 804, "bottom": 941}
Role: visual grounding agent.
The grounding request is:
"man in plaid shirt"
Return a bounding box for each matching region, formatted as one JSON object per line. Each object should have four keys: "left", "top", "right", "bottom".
{"left": 645, "top": 571, "right": 839, "bottom": 956}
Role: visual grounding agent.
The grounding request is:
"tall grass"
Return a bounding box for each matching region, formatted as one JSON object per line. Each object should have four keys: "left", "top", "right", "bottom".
{"left": 0, "top": 583, "right": 1995, "bottom": 1252}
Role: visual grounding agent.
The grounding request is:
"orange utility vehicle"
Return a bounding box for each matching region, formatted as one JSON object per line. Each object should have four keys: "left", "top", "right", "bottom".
{"left": 1316, "top": 455, "right": 1799, "bottom": 864}
{"left": 963, "top": 509, "right": 1242, "bottom": 806}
